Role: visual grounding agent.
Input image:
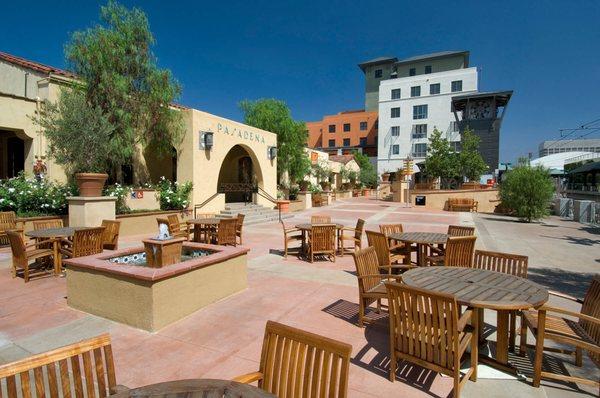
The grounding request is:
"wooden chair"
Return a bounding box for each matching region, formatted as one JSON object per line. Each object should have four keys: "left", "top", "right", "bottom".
{"left": 520, "top": 276, "right": 600, "bottom": 389}
{"left": 307, "top": 224, "right": 336, "bottom": 263}
{"left": 311, "top": 214, "right": 331, "bottom": 224}
{"left": 233, "top": 320, "right": 352, "bottom": 398}
{"left": 352, "top": 246, "right": 402, "bottom": 327}
{"left": 281, "top": 221, "right": 302, "bottom": 259}
{"left": 379, "top": 223, "right": 405, "bottom": 252}
{"left": 338, "top": 218, "right": 365, "bottom": 256}
{"left": 447, "top": 225, "right": 476, "bottom": 237}
{"left": 0, "top": 333, "right": 125, "bottom": 397}
{"left": 474, "top": 249, "right": 529, "bottom": 350}
{"left": 6, "top": 230, "right": 54, "bottom": 283}
{"left": 101, "top": 219, "right": 121, "bottom": 250}
{"left": 427, "top": 236, "right": 476, "bottom": 267}
{"left": 0, "top": 211, "right": 22, "bottom": 246}
{"left": 448, "top": 198, "right": 478, "bottom": 212}
{"left": 60, "top": 227, "right": 105, "bottom": 260}
{"left": 215, "top": 218, "right": 237, "bottom": 246}
{"left": 167, "top": 214, "right": 191, "bottom": 240}
{"left": 236, "top": 213, "right": 245, "bottom": 245}
{"left": 33, "top": 219, "right": 64, "bottom": 230}
{"left": 385, "top": 282, "right": 478, "bottom": 398}
{"left": 365, "top": 230, "right": 410, "bottom": 274}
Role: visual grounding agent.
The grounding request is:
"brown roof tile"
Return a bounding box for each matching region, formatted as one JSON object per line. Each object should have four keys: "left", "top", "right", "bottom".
{"left": 0, "top": 51, "right": 75, "bottom": 78}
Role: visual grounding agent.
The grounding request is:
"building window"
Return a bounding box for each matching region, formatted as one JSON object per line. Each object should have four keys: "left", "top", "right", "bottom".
{"left": 412, "top": 124, "right": 427, "bottom": 139}
{"left": 391, "top": 88, "right": 401, "bottom": 100}
{"left": 411, "top": 86, "right": 421, "bottom": 97}
{"left": 392, "top": 145, "right": 400, "bottom": 155}
{"left": 413, "top": 105, "right": 428, "bottom": 120}
{"left": 391, "top": 126, "right": 400, "bottom": 136}
{"left": 391, "top": 107, "right": 400, "bottom": 118}
{"left": 450, "top": 121, "right": 459, "bottom": 132}
{"left": 328, "top": 139, "right": 335, "bottom": 147}
{"left": 374, "top": 69, "right": 382, "bottom": 78}
{"left": 343, "top": 123, "right": 351, "bottom": 132}
{"left": 359, "top": 121, "right": 368, "bottom": 130}
{"left": 425, "top": 65, "right": 432, "bottom": 74}
{"left": 328, "top": 124, "right": 336, "bottom": 133}
{"left": 343, "top": 138, "right": 351, "bottom": 147}
{"left": 360, "top": 137, "right": 367, "bottom": 147}
{"left": 429, "top": 83, "right": 440, "bottom": 95}
{"left": 450, "top": 141, "right": 461, "bottom": 152}
{"left": 409, "top": 68, "right": 416, "bottom": 76}
{"left": 451, "top": 80, "right": 463, "bottom": 92}
{"left": 412, "top": 143, "right": 427, "bottom": 157}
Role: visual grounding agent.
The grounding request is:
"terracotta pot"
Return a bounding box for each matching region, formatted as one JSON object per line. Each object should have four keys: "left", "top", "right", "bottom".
{"left": 320, "top": 181, "right": 331, "bottom": 191}
{"left": 299, "top": 181, "right": 310, "bottom": 191}
{"left": 362, "top": 189, "right": 370, "bottom": 197}
{"left": 75, "top": 173, "right": 108, "bottom": 197}
{"left": 276, "top": 200, "right": 290, "bottom": 213}
{"left": 381, "top": 172, "right": 391, "bottom": 182}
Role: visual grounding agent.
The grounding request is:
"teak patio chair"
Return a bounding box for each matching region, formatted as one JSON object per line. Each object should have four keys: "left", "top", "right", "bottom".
{"left": 379, "top": 223, "right": 408, "bottom": 253}
{"left": 0, "top": 211, "right": 22, "bottom": 245}
{"left": 33, "top": 219, "right": 64, "bottom": 230}
{"left": 447, "top": 225, "right": 476, "bottom": 237}
{"left": 233, "top": 320, "right": 352, "bottom": 398}
{"left": 0, "top": 333, "right": 125, "bottom": 397}
{"left": 60, "top": 227, "right": 105, "bottom": 260}
{"left": 236, "top": 213, "right": 245, "bottom": 245}
{"left": 307, "top": 224, "right": 336, "bottom": 263}
{"left": 427, "top": 236, "right": 476, "bottom": 267}
{"left": 101, "top": 219, "right": 121, "bottom": 250}
{"left": 215, "top": 218, "right": 237, "bottom": 246}
{"left": 365, "top": 230, "right": 410, "bottom": 274}
{"left": 352, "top": 246, "right": 402, "bottom": 327}
{"left": 167, "top": 214, "right": 192, "bottom": 240}
{"left": 281, "top": 221, "right": 302, "bottom": 258}
{"left": 474, "top": 250, "right": 529, "bottom": 350}
{"left": 7, "top": 230, "right": 54, "bottom": 282}
{"left": 385, "top": 282, "right": 478, "bottom": 398}
{"left": 520, "top": 276, "right": 600, "bottom": 389}
{"left": 338, "top": 218, "right": 365, "bottom": 256}
{"left": 311, "top": 214, "right": 331, "bottom": 224}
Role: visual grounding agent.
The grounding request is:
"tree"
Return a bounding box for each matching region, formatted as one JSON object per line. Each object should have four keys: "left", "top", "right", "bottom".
{"left": 239, "top": 98, "right": 308, "bottom": 182}
{"left": 65, "top": 0, "right": 184, "bottom": 179}
{"left": 423, "top": 128, "right": 459, "bottom": 188}
{"left": 499, "top": 166, "right": 554, "bottom": 222}
{"left": 459, "top": 128, "right": 488, "bottom": 181}
{"left": 31, "top": 88, "right": 114, "bottom": 175}
{"left": 352, "top": 150, "right": 377, "bottom": 188}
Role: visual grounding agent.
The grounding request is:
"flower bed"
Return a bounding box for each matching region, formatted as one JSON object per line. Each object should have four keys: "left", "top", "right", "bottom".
{"left": 0, "top": 173, "right": 76, "bottom": 216}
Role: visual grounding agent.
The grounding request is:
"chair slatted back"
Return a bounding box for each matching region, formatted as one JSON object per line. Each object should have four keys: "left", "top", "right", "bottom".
{"left": 0, "top": 211, "right": 18, "bottom": 245}
{"left": 258, "top": 321, "right": 352, "bottom": 398}
{"left": 0, "top": 334, "right": 117, "bottom": 398}
{"left": 236, "top": 213, "right": 245, "bottom": 234}
{"left": 167, "top": 214, "right": 183, "bottom": 234}
{"left": 385, "top": 282, "right": 461, "bottom": 373}
{"left": 379, "top": 224, "right": 403, "bottom": 237}
{"left": 473, "top": 250, "right": 528, "bottom": 278}
{"left": 444, "top": 236, "right": 476, "bottom": 267}
{"left": 365, "top": 230, "right": 391, "bottom": 267}
{"left": 71, "top": 227, "right": 105, "bottom": 257}
{"left": 100, "top": 220, "right": 121, "bottom": 250}
{"left": 352, "top": 247, "right": 383, "bottom": 293}
{"left": 580, "top": 276, "right": 600, "bottom": 365}
{"left": 33, "top": 219, "right": 64, "bottom": 230}
{"left": 311, "top": 215, "right": 331, "bottom": 224}
{"left": 310, "top": 225, "right": 336, "bottom": 253}
{"left": 217, "top": 218, "right": 237, "bottom": 246}
{"left": 354, "top": 219, "right": 366, "bottom": 241}
{"left": 447, "top": 225, "right": 475, "bottom": 237}
{"left": 7, "top": 230, "right": 27, "bottom": 268}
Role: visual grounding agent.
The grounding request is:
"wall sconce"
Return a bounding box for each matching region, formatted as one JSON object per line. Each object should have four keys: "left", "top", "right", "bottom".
{"left": 199, "top": 131, "right": 213, "bottom": 150}
{"left": 268, "top": 146, "right": 277, "bottom": 159}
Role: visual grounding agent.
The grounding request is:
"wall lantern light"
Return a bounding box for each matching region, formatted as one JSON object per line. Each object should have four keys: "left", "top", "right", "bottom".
{"left": 199, "top": 131, "right": 213, "bottom": 150}
{"left": 268, "top": 146, "right": 277, "bottom": 159}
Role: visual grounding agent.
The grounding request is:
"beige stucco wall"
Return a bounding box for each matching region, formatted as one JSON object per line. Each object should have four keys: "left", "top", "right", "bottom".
{"left": 409, "top": 189, "right": 499, "bottom": 212}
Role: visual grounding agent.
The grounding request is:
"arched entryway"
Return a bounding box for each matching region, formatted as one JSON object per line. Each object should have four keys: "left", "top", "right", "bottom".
{"left": 217, "top": 145, "right": 263, "bottom": 203}
{"left": 0, "top": 130, "right": 27, "bottom": 179}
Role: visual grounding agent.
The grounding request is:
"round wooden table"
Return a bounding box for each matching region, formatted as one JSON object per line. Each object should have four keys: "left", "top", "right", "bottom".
{"left": 187, "top": 218, "right": 221, "bottom": 243}
{"left": 402, "top": 266, "right": 549, "bottom": 372}
{"left": 25, "top": 227, "right": 85, "bottom": 275}
{"left": 112, "top": 379, "right": 276, "bottom": 397}
{"left": 389, "top": 232, "right": 448, "bottom": 267}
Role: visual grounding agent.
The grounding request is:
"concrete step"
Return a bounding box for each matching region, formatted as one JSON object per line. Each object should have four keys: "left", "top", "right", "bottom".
{"left": 217, "top": 202, "right": 292, "bottom": 225}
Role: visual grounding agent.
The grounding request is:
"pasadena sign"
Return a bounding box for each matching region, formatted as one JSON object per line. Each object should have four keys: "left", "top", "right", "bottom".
{"left": 217, "top": 122, "right": 267, "bottom": 145}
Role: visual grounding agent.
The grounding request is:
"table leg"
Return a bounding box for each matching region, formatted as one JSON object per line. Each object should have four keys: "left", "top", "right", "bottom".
{"left": 417, "top": 243, "right": 428, "bottom": 267}
{"left": 53, "top": 240, "right": 61, "bottom": 275}
{"left": 495, "top": 310, "right": 510, "bottom": 364}
{"left": 403, "top": 243, "right": 412, "bottom": 265}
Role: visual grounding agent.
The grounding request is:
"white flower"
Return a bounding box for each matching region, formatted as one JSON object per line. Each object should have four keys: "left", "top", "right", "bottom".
{"left": 8, "top": 188, "right": 15, "bottom": 193}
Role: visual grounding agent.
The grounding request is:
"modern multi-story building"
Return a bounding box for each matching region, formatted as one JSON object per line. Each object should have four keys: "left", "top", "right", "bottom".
{"left": 539, "top": 138, "right": 600, "bottom": 157}
{"left": 306, "top": 109, "right": 378, "bottom": 157}
{"left": 364, "top": 51, "right": 478, "bottom": 174}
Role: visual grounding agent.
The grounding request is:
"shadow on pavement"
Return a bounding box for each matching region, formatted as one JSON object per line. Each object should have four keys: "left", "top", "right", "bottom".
{"left": 527, "top": 268, "right": 595, "bottom": 299}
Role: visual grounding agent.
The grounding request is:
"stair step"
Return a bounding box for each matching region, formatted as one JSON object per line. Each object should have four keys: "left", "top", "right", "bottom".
{"left": 217, "top": 202, "right": 291, "bottom": 226}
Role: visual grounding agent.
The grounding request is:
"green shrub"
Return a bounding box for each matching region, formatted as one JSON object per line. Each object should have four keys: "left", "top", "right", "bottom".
{"left": 499, "top": 166, "right": 555, "bottom": 222}
{"left": 0, "top": 173, "right": 76, "bottom": 216}
{"left": 156, "top": 176, "right": 193, "bottom": 210}
{"left": 103, "top": 183, "right": 132, "bottom": 214}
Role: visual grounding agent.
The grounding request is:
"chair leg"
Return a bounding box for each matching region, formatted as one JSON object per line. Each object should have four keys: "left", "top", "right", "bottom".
{"left": 24, "top": 264, "right": 29, "bottom": 283}
{"left": 376, "top": 299, "right": 381, "bottom": 314}
{"left": 575, "top": 347, "right": 583, "bottom": 367}
{"left": 532, "top": 310, "right": 546, "bottom": 388}
{"left": 519, "top": 313, "right": 528, "bottom": 357}
{"left": 284, "top": 239, "right": 288, "bottom": 259}
{"left": 389, "top": 349, "right": 396, "bottom": 382}
{"left": 453, "top": 370, "right": 461, "bottom": 398}
{"left": 358, "top": 299, "right": 365, "bottom": 328}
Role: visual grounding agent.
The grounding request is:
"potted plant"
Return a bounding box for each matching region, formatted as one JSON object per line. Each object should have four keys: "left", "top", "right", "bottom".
{"left": 381, "top": 170, "right": 391, "bottom": 182}
{"left": 289, "top": 185, "right": 299, "bottom": 201}
{"left": 299, "top": 180, "right": 310, "bottom": 192}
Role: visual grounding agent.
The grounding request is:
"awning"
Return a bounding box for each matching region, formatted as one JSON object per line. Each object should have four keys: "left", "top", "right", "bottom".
{"left": 568, "top": 161, "right": 600, "bottom": 174}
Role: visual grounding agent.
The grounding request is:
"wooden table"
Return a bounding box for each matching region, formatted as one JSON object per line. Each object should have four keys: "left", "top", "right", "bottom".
{"left": 187, "top": 218, "right": 221, "bottom": 243}
{"left": 402, "top": 266, "right": 549, "bottom": 373}
{"left": 25, "top": 227, "right": 84, "bottom": 275}
{"left": 389, "top": 232, "right": 448, "bottom": 267}
{"left": 112, "top": 379, "right": 276, "bottom": 397}
{"left": 295, "top": 223, "right": 344, "bottom": 255}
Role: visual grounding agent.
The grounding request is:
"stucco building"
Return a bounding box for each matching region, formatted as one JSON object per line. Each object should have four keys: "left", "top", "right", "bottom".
{"left": 539, "top": 138, "right": 600, "bottom": 157}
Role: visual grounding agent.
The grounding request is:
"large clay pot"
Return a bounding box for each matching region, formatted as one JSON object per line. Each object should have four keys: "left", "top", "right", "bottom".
{"left": 381, "top": 172, "right": 391, "bottom": 182}
{"left": 75, "top": 173, "right": 108, "bottom": 197}
{"left": 299, "top": 180, "right": 310, "bottom": 191}
{"left": 276, "top": 200, "right": 290, "bottom": 213}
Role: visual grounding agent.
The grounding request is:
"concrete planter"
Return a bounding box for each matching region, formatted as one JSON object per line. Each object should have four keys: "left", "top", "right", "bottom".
{"left": 276, "top": 200, "right": 290, "bottom": 213}
{"left": 75, "top": 173, "right": 108, "bottom": 197}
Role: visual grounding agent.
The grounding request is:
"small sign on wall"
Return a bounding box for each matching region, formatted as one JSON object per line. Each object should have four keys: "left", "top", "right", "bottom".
{"left": 415, "top": 195, "right": 426, "bottom": 206}
{"left": 131, "top": 190, "right": 144, "bottom": 199}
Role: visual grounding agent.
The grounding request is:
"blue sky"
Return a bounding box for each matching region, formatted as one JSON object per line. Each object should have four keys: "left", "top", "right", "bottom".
{"left": 2, "top": 1, "right": 599, "bottom": 162}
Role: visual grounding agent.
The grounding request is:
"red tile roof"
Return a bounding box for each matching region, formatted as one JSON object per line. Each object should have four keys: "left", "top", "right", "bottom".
{"left": 0, "top": 51, "right": 75, "bottom": 78}
{"left": 329, "top": 154, "right": 355, "bottom": 164}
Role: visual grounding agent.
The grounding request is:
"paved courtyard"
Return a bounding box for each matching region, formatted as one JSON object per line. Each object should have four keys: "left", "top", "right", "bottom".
{"left": 0, "top": 197, "right": 598, "bottom": 397}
